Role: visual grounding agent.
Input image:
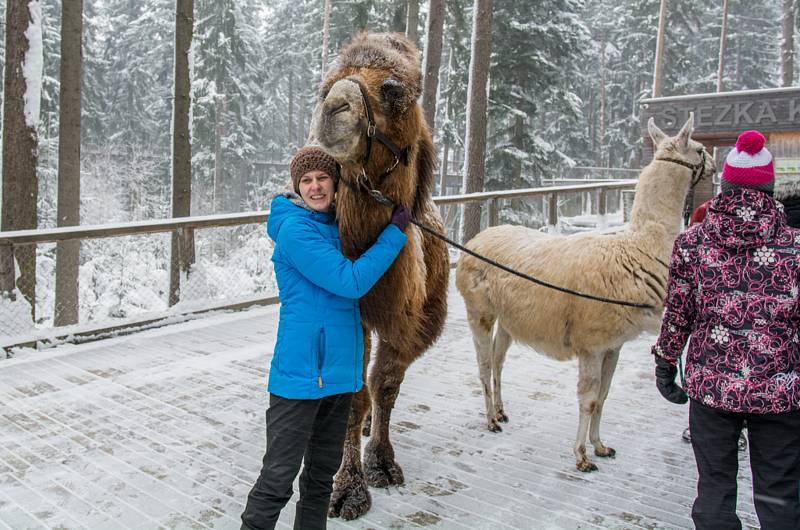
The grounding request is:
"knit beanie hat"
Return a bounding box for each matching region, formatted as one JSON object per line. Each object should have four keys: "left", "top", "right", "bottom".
{"left": 289, "top": 146, "right": 340, "bottom": 194}
{"left": 721, "top": 130, "right": 774, "bottom": 194}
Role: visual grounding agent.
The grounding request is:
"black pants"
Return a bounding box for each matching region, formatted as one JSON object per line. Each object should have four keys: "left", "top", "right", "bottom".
{"left": 689, "top": 399, "right": 800, "bottom": 530}
{"left": 241, "top": 392, "right": 353, "bottom": 530}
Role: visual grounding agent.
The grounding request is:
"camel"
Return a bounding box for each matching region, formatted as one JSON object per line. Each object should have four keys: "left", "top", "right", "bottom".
{"left": 455, "top": 115, "right": 715, "bottom": 472}
{"left": 309, "top": 32, "right": 449, "bottom": 519}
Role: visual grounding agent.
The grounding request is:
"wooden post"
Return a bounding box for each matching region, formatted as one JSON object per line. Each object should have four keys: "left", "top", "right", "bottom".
{"left": 598, "top": 188, "right": 608, "bottom": 216}
{"left": 0, "top": 244, "right": 15, "bottom": 297}
{"left": 622, "top": 190, "right": 636, "bottom": 223}
{"left": 169, "top": 227, "right": 195, "bottom": 307}
{"left": 652, "top": 0, "right": 668, "bottom": 97}
{"left": 548, "top": 193, "right": 558, "bottom": 228}
{"left": 716, "top": 0, "right": 729, "bottom": 92}
{"left": 488, "top": 198, "right": 499, "bottom": 227}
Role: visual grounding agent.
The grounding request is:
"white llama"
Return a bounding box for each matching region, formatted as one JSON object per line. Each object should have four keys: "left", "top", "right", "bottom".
{"left": 455, "top": 115, "right": 715, "bottom": 471}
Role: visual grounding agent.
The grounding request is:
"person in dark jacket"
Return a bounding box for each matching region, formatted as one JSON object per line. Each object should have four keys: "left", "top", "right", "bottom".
{"left": 653, "top": 130, "right": 800, "bottom": 530}
{"left": 241, "top": 146, "right": 410, "bottom": 530}
{"left": 775, "top": 172, "right": 800, "bottom": 229}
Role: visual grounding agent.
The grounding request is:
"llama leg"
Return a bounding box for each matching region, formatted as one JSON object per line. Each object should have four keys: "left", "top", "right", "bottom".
{"left": 590, "top": 347, "right": 620, "bottom": 458}
{"left": 575, "top": 353, "right": 603, "bottom": 472}
{"left": 329, "top": 332, "right": 372, "bottom": 520}
{"left": 363, "top": 342, "right": 410, "bottom": 487}
{"left": 466, "top": 308, "right": 499, "bottom": 432}
{"left": 491, "top": 324, "right": 512, "bottom": 424}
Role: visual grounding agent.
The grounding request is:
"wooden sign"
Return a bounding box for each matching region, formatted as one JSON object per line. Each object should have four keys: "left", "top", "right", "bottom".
{"left": 640, "top": 87, "right": 800, "bottom": 137}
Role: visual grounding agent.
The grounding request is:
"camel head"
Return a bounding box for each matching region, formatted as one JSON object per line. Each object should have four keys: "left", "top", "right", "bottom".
{"left": 647, "top": 113, "right": 716, "bottom": 184}
{"left": 311, "top": 32, "right": 424, "bottom": 183}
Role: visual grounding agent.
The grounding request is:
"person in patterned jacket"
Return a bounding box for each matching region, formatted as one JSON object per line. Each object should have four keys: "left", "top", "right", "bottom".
{"left": 652, "top": 130, "right": 800, "bottom": 530}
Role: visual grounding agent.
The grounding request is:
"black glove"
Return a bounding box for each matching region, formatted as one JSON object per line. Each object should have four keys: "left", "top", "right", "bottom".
{"left": 655, "top": 356, "right": 688, "bottom": 404}
{"left": 390, "top": 205, "right": 411, "bottom": 231}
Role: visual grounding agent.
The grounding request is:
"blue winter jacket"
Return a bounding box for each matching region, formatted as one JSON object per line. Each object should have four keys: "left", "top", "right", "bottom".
{"left": 266, "top": 194, "right": 408, "bottom": 399}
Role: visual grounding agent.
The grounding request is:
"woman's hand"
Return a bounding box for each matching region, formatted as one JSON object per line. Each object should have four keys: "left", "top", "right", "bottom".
{"left": 390, "top": 205, "right": 411, "bottom": 231}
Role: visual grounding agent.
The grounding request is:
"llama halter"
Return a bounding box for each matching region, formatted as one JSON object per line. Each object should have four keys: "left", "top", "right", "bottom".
{"left": 656, "top": 148, "right": 708, "bottom": 191}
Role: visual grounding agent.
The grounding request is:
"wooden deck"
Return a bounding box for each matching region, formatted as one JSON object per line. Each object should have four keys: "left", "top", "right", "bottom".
{"left": 0, "top": 281, "right": 759, "bottom": 529}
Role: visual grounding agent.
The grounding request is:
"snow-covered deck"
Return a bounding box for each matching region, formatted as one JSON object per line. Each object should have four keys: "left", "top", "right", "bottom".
{"left": 0, "top": 279, "right": 759, "bottom": 530}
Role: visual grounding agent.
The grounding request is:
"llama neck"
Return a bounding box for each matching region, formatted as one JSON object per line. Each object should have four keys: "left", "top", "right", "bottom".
{"left": 629, "top": 160, "right": 691, "bottom": 240}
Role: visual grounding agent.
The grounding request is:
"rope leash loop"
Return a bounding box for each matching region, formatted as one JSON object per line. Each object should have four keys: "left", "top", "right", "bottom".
{"left": 363, "top": 187, "right": 656, "bottom": 310}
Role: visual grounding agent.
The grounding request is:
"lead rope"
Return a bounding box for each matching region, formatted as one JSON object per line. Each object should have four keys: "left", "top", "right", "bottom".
{"left": 348, "top": 178, "right": 657, "bottom": 310}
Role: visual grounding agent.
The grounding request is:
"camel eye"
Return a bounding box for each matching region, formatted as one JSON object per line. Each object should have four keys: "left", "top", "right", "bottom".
{"left": 319, "top": 88, "right": 330, "bottom": 100}
{"left": 380, "top": 79, "right": 407, "bottom": 114}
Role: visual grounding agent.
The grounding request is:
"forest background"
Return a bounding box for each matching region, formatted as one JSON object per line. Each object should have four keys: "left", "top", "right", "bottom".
{"left": 0, "top": 0, "right": 797, "bottom": 332}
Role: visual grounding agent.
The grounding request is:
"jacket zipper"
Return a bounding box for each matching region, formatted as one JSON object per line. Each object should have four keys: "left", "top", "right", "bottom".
{"left": 317, "top": 329, "right": 324, "bottom": 388}
{"left": 354, "top": 301, "right": 359, "bottom": 392}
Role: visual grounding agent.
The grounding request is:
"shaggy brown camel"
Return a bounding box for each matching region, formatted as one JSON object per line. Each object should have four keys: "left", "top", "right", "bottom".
{"left": 309, "top": 32, "right": 449, "bottom": 519}
{"left": 456, "top": 115, "right": 715, "bottom": 472}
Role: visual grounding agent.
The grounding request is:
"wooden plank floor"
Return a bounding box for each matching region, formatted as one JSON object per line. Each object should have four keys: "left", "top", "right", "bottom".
{"left": 0, "top": 280, "right": 759, "bottom": 529}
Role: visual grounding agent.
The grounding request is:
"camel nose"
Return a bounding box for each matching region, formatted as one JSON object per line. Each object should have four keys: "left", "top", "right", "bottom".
{"left": 321, "top": 81, "right": 362, "bottom": 119}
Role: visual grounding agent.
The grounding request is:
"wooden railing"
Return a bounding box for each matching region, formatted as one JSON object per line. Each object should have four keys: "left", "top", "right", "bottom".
{"left": 0, "top": 180, "right": 637, "bottom": 350}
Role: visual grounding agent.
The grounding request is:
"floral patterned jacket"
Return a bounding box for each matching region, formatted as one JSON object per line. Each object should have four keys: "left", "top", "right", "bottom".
{"left": 652, "top": 188, "right": 800, "bottom": 414}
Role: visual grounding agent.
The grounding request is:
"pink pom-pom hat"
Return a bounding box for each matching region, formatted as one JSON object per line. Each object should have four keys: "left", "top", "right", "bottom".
{"left": 721, "top": 130, "right": 774, "bottom": 194}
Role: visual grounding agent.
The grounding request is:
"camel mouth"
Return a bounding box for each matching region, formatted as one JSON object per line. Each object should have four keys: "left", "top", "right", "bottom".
{"left": 330, "top": 102, "right": 351, "bottom": 117}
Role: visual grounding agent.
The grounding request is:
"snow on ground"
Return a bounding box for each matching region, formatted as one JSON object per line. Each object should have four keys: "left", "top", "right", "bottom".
{"left": 0, "top": 279, "right": 759, "bottom": 530}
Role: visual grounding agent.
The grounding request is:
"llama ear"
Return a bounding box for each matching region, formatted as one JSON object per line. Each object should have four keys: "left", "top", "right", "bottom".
{"left": 648, "top": 117, "right": 667, "bottom": 147}
{"left": 676, "top": 112, "right": 694, "bottom": 151}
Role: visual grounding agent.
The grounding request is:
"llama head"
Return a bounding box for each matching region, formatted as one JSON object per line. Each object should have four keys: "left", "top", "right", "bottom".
{"left": 311, "top": 32, "right": 424, "bottom": 182}
{"left": 647, "top": 113, "right": 716, "bottom": 181}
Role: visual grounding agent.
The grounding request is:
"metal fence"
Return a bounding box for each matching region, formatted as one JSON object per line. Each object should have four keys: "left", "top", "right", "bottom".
{"left": 0, "top": 180, "right": 637, "bottom": 352}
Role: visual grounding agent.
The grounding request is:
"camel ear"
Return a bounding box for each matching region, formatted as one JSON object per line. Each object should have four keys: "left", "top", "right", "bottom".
{"left": 676, "top": 112, "right": 694, "bottom": 151}
{"left": 648, "top": 117, "right": 667, "bottom": 147}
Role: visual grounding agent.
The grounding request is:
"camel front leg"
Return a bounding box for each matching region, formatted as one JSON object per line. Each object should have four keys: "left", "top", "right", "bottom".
{"left": 590, "top": 347, "right": 620, "bottom": 458}
{"left": 363, "top": 342, "right": 409, "bottom": 487}
{"left": 574, "top": 353, "right": 603, "bottom": 472}
{"left": 329, "top": 332, "right": 372, "bottom": 520}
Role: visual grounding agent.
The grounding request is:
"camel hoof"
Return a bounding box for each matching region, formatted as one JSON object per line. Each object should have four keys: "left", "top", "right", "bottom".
{"left": 364, "top": 443, "right": 404, "bottom": 487}
{"left": 594, "top": 446, "right": 616, "bottom": 458}
{"left": 364, "top": 458, "right": 404, "bottom": 487}
{"left": 576, "top": 460, "right": 599, "bottom": 472}
{"left": 328, "top": 476, "right": 372, "bottom": 520}
{"left": 496, "top": 411, "right": 509, "bottom": 423}
{"left": 487, "top": 420, "right": 502, "bottom": 432}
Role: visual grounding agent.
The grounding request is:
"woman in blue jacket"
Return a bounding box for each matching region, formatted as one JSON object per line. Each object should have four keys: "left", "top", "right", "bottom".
{"left": 241, "top": 146, "right": 410, "bottom": 530}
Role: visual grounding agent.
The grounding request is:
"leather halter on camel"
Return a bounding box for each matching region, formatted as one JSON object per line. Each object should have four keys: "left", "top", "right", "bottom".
{"left": 344, "top": 77, "right": 410, "bottom": 187}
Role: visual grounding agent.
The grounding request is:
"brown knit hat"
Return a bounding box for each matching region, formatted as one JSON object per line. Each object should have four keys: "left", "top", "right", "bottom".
{"left": 290, "top": 147, "right": 340, "bottom": 194}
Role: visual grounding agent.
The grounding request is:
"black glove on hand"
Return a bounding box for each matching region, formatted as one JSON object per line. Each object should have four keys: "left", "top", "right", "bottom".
{"left": 390, "top": 205, "right": 411, "bottom": 231}
{"left": 655, "top": 356, "right": 688, "bottom": 404}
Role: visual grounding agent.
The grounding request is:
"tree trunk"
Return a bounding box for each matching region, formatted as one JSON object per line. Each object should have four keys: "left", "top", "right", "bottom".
{"left": 406, "top": 0, "right": 419, "bottom": 43}
{"left": 55, "top": 0, "right": 83, "bottom": 326}
{"left": 439, "top": 137, "right": 449, "bottom": 194}
{"left": 460, "top": 0, "right": 493, "bottom": 243}
{"left": 298, "top": 90, "right": 306, "bottom": 147}
{"left": 599, "top": 30, "right": 607, "bottom": 167}
{"left": 213, "top": 94, "right": 227, "bottom": 213}
{"left": 588, "top": 89, "right": 595, "bottom": 156}
{"left": 421, "top": 0, "right": 445, "bottom": 131}
{"left": 2, "top": 0, "right": 41, "bottom": 317}
{"left": 781, "top": 0, "right": 795, "bottom": 86}
{"left": 322, "top": 0, "right": 332, "bottom": 77}
{"left": 169, "top": 0, "right": 194, "bottom": 307}
{"left": 287, "top": 71, "right": 294, "bottom": 149}
{"left": 717, "top": 0, "right": 729, "bottom": 92}
{"left": 652, "top": 0, "right": 668, "bottom": 97}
